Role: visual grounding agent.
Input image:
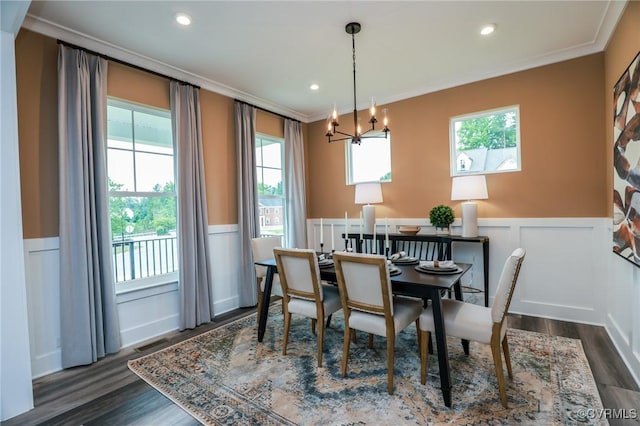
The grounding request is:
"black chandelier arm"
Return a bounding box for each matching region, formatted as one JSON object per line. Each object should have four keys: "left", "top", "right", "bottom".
{"left": 328, "top": 134, "right": 359, "bottom": 143}
{"left": 325, "top": 22, "right": 390, "bottom": 145}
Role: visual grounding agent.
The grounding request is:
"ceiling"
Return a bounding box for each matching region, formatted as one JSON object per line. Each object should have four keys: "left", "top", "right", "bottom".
{"left": 23, "top": 1, "right": 627, "bottom": 122}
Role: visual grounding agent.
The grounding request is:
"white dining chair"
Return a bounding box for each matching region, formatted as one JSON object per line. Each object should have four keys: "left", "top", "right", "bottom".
{"left": 250, "top": 236, "right": 284, "bottom": 323}
{"left": 333, "top": 252, "right": 423, "bottom": 395}
{"left": 273, "top": 248, "right": 342, "bottom": 367}
{"left": 418, "top": 248, "right": 526, "bottom": 407}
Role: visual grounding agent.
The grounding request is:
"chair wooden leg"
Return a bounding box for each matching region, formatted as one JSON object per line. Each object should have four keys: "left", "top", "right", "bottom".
{"left": 283, "top": 310, "right": 291, "bottom": 356}
{"left": 317, "top": 319, "right": 324, "bottom": 367}
{"left": 387, "top": 333, "right": 395, "bottom": 395}
{"left": 491, "top": 337, "right": 508, "bottom": 408}
{"left": 342, "top": 327, "right": 351, "bottom": 377}
{"left": 352, "top": 329, "right": 357, "bottom": 343}
{"left": 368, "top": 333, "right": 374, "bottom": 349}
{"left": 311, "top": 318, "right": 317, "bottom": 335}
{"left": 502, "top": 335, "right": 513, "bottom": 378}
{"left": 420, "top": 329, "right": 430, "bottom": 385}
{"left": 256, "top": 288, "right": 264, "bottom": 325}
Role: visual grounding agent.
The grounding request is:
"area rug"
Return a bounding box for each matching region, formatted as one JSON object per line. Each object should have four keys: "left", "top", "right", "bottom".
{"left": 128, "top": 306, "right": 606, "bottom": 425}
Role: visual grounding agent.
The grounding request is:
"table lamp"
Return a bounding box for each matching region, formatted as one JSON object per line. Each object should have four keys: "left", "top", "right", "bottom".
{"left": 451, "top": 175, "right": 488, "bottom": 238}
{"left": 355, "top": 182, "right": 383, "bottom": 234}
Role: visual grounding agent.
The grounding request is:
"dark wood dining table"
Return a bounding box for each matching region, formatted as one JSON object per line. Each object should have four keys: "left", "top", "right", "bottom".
{"left": 254, "top": 258, "right": 471, "bottom": 408}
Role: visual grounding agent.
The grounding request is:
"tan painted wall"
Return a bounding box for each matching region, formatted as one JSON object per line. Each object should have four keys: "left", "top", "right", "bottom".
{"left": 307, "top": 53, "right": 607, "bottom": 220}
{"left": 15, "top": 30, "right": 59, "bottom": 239}
{"left": 19, "top": 6, "right": 636, "bottom": 238}
{"left": 604, "top": 0, "right": 640, "bottom": 212}
{"left": 15, "top": 29, "right": 297, "bottom": 238}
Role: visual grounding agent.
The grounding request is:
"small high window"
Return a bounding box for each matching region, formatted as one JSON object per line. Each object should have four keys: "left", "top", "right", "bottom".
{"left": 450, "top": 105, "right": 521, "bottom": 176}
{"left": 346, "top": 132, "right": 392, "bottom": 184}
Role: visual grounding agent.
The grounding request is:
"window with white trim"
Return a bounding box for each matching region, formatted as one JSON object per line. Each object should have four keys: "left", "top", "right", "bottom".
{"left": 346, "top": 132, "right": 392, "bottom": 184}
{"left": 450, "top": 105, "right": 521, "bottom": 176}
{"left": 107, "top": 99, "right": 177, "bottom": 293}
{"left": 255, "top": 134, "right": 286, "bottom": 239}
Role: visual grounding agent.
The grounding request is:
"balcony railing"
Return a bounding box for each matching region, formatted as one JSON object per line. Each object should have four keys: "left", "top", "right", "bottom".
{"left": 112, "top": 235, "right": 178, "bottom": 283}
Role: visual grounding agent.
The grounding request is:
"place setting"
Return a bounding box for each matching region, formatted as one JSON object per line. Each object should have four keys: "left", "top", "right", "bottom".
{"left": 388, "top": 251, "right": 419, "bottom": 265}
{"left": 386, "top": 260, "right": 402, "bottom": 276}
{"left": 415, "top": 260, "right": 463, "bottom": 274}
{"left": 317, "top": 253, "right": 334, "bottom": 268}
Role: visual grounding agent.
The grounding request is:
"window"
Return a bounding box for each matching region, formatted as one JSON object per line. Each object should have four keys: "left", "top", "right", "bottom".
{"left": 346, "top": 132, "right": 392, "bottom": 184}
{"left": 107, "top": 99, "right": 177, "bottom": 292}
{"left": 256, "top": 135, "right": 285, "bottom": 238}
{"left": 450, "top": 105, "right": 521, "bottom": 176}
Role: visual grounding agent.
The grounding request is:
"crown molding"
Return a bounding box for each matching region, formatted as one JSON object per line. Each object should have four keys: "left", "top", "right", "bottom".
{"left": 22, "top": 14, "right": 310, "bottom": 123}
{"left": 308, "top": 0, "right": 628, "bottom": 123}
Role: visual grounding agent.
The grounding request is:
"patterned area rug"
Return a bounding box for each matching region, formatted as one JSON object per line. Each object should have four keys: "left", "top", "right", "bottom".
{"left": 128, "top": 306, "right": 605, "bottom": 425}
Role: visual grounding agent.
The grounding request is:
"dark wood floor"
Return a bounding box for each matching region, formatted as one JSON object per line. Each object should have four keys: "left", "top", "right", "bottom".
{"left": 4, "top": 308, "right": 639, "bottom": 426}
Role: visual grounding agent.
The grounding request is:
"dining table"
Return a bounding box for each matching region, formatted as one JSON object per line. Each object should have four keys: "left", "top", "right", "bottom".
{"left": 254, "top": 257, "right": 471, "bottom": 408}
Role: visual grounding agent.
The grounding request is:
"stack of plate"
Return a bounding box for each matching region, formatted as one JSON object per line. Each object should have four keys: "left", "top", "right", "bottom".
{"left": 392, "top": 256, "right": 419, "bottom": 265}
{"left": 416, "top": 261, "right": 461, "bottom": 274}
{"left": 318, "top": 259, "right": 334, "bottom": 268}
{"left": 389, "top": 266, "right": 402, "bottom": 276}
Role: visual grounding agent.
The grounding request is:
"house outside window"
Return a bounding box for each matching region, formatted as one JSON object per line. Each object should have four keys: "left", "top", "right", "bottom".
{"left": 450, "top": 105, "right": 521, "bottom": 176}
{"left": 256, "top": 134, "right": 285, "bottom": 239}
{"left": 107, "top": 99, "right": 178, "bottom": 292}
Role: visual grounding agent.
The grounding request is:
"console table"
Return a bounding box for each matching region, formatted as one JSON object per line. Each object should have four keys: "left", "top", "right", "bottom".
{"left": 341, "top": 232, "right": 490, "bottom": 307}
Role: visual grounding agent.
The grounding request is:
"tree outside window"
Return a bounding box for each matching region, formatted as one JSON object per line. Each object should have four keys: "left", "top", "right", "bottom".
{"left": 450, "top": 105, "right": 521, "bottom": 176}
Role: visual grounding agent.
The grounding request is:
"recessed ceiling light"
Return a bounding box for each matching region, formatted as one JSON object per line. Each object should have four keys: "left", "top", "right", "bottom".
{"left": 480, "top": 24, "right": 496, "bottom": 36}
{"left": 309, "top": 83, "right": 320, "bottom": 91}
{"left": 175, "top": 13, "right": 192, "bottom": 26}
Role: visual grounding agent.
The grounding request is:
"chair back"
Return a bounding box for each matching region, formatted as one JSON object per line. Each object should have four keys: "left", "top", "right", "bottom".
{"left": 491, "top": 248, "right": 526, "bottom": 324}
{"left": 392, "top": 235, "right": 451, "bottom": 261}
{"left": 273, "top": 248, "right": 324, "bottom": 301}
{"left": 345, "top": 235, "right": 384, "bottom": 254}
{"left": 333, "top": 252, "right": 393, "bottom": 316}
{"left": 251, "top": 236, "right": 282, "bottom": 279}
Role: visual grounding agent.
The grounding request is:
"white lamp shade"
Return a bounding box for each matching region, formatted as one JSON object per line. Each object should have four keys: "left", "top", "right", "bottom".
{"left": 451, "top": 175, "right": 488, "bottom": 238}
{"left": 355, "top": 182, "right": 383, "bottom": 204}
{"left": 451, "top": 175, "right": 488, "bottom": 201}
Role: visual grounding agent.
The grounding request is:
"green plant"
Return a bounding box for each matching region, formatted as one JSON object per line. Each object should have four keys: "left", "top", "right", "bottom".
{"left": 429, "top": 204, "right": 455, "bottom": 228}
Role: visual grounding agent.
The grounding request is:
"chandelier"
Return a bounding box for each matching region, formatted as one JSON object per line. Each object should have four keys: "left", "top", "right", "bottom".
{"left": 326, "top": 22, "right": 390, "bottom": 144}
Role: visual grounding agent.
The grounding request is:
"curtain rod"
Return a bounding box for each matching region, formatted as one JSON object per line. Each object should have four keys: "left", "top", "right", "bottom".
{"left": 57, "top": 39, "right": 200, "bottom": 89}
{"left": 234, "top": 99, "right": 300, "bottom": 124}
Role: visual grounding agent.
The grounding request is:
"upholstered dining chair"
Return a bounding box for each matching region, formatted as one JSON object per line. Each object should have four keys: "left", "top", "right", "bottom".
{"left": 418, "top": 248, "right": 526, "bottom": 407}
{"left": 273, "top": 248, "right": 342, "bottom": 367}
{"left": 250, "top": 236, "right": 284, "bottom": 323}
{"left": 332, "top": 252, "right": 423, "bottom": 395}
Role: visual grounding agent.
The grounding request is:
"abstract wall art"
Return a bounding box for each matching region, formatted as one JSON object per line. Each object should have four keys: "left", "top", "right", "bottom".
{"left": 613, "top": 50, "right": 640, "bottom": 266}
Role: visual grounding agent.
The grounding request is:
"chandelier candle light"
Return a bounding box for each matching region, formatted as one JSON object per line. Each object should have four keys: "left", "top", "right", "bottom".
{"left": 326, "top": 22, "right": 390, "bottom": 144}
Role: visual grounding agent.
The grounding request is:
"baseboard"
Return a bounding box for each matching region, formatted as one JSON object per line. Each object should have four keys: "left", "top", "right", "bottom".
{"left": 30, "top": 349, "right": 62, "bottom": 379}
{"left": 120, "top": 314, "right": 180, "bottom": 349}
{"left": 213, "top": 295, "right": 241, "bottom": 316}
{"left": 606, "top": 313, "right": 640, "bottom": 388}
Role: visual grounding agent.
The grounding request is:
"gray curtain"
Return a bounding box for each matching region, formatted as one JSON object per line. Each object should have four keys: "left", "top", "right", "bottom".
{"left": 284, "top": 119, "right": 308, "bottom": 248}
{"left": 58, "top": 45, "right": 120, "bottom": 368}
{"left": 235, "top": 102, "right": 260, "bottom": 307}
{"left": 171, "top": 81, "right": 213, "bottom": 329}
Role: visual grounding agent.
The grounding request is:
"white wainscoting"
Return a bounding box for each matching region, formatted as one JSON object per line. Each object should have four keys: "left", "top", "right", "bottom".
{"left": 308, "top": 216, "right": 638, "bottom": 386}
{"left": 23, "top": 224, "right": 241, "bottom": 378}
{"left": 23, "top": 218, "right": 638, "bottom": 386}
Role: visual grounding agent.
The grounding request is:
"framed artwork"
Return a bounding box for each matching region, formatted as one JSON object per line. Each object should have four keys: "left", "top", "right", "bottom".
{"left": 613, "top": 50, "right": 640, "bottom": 266}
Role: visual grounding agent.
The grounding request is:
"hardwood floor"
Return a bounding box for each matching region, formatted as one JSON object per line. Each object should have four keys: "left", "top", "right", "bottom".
{"left": 4, "top": 309, "right": 639, "bottom": 426}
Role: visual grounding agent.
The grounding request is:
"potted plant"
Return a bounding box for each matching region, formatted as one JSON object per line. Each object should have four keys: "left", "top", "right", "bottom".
{"left": 429, "top": 204, "right": 455, "bottom": 234}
